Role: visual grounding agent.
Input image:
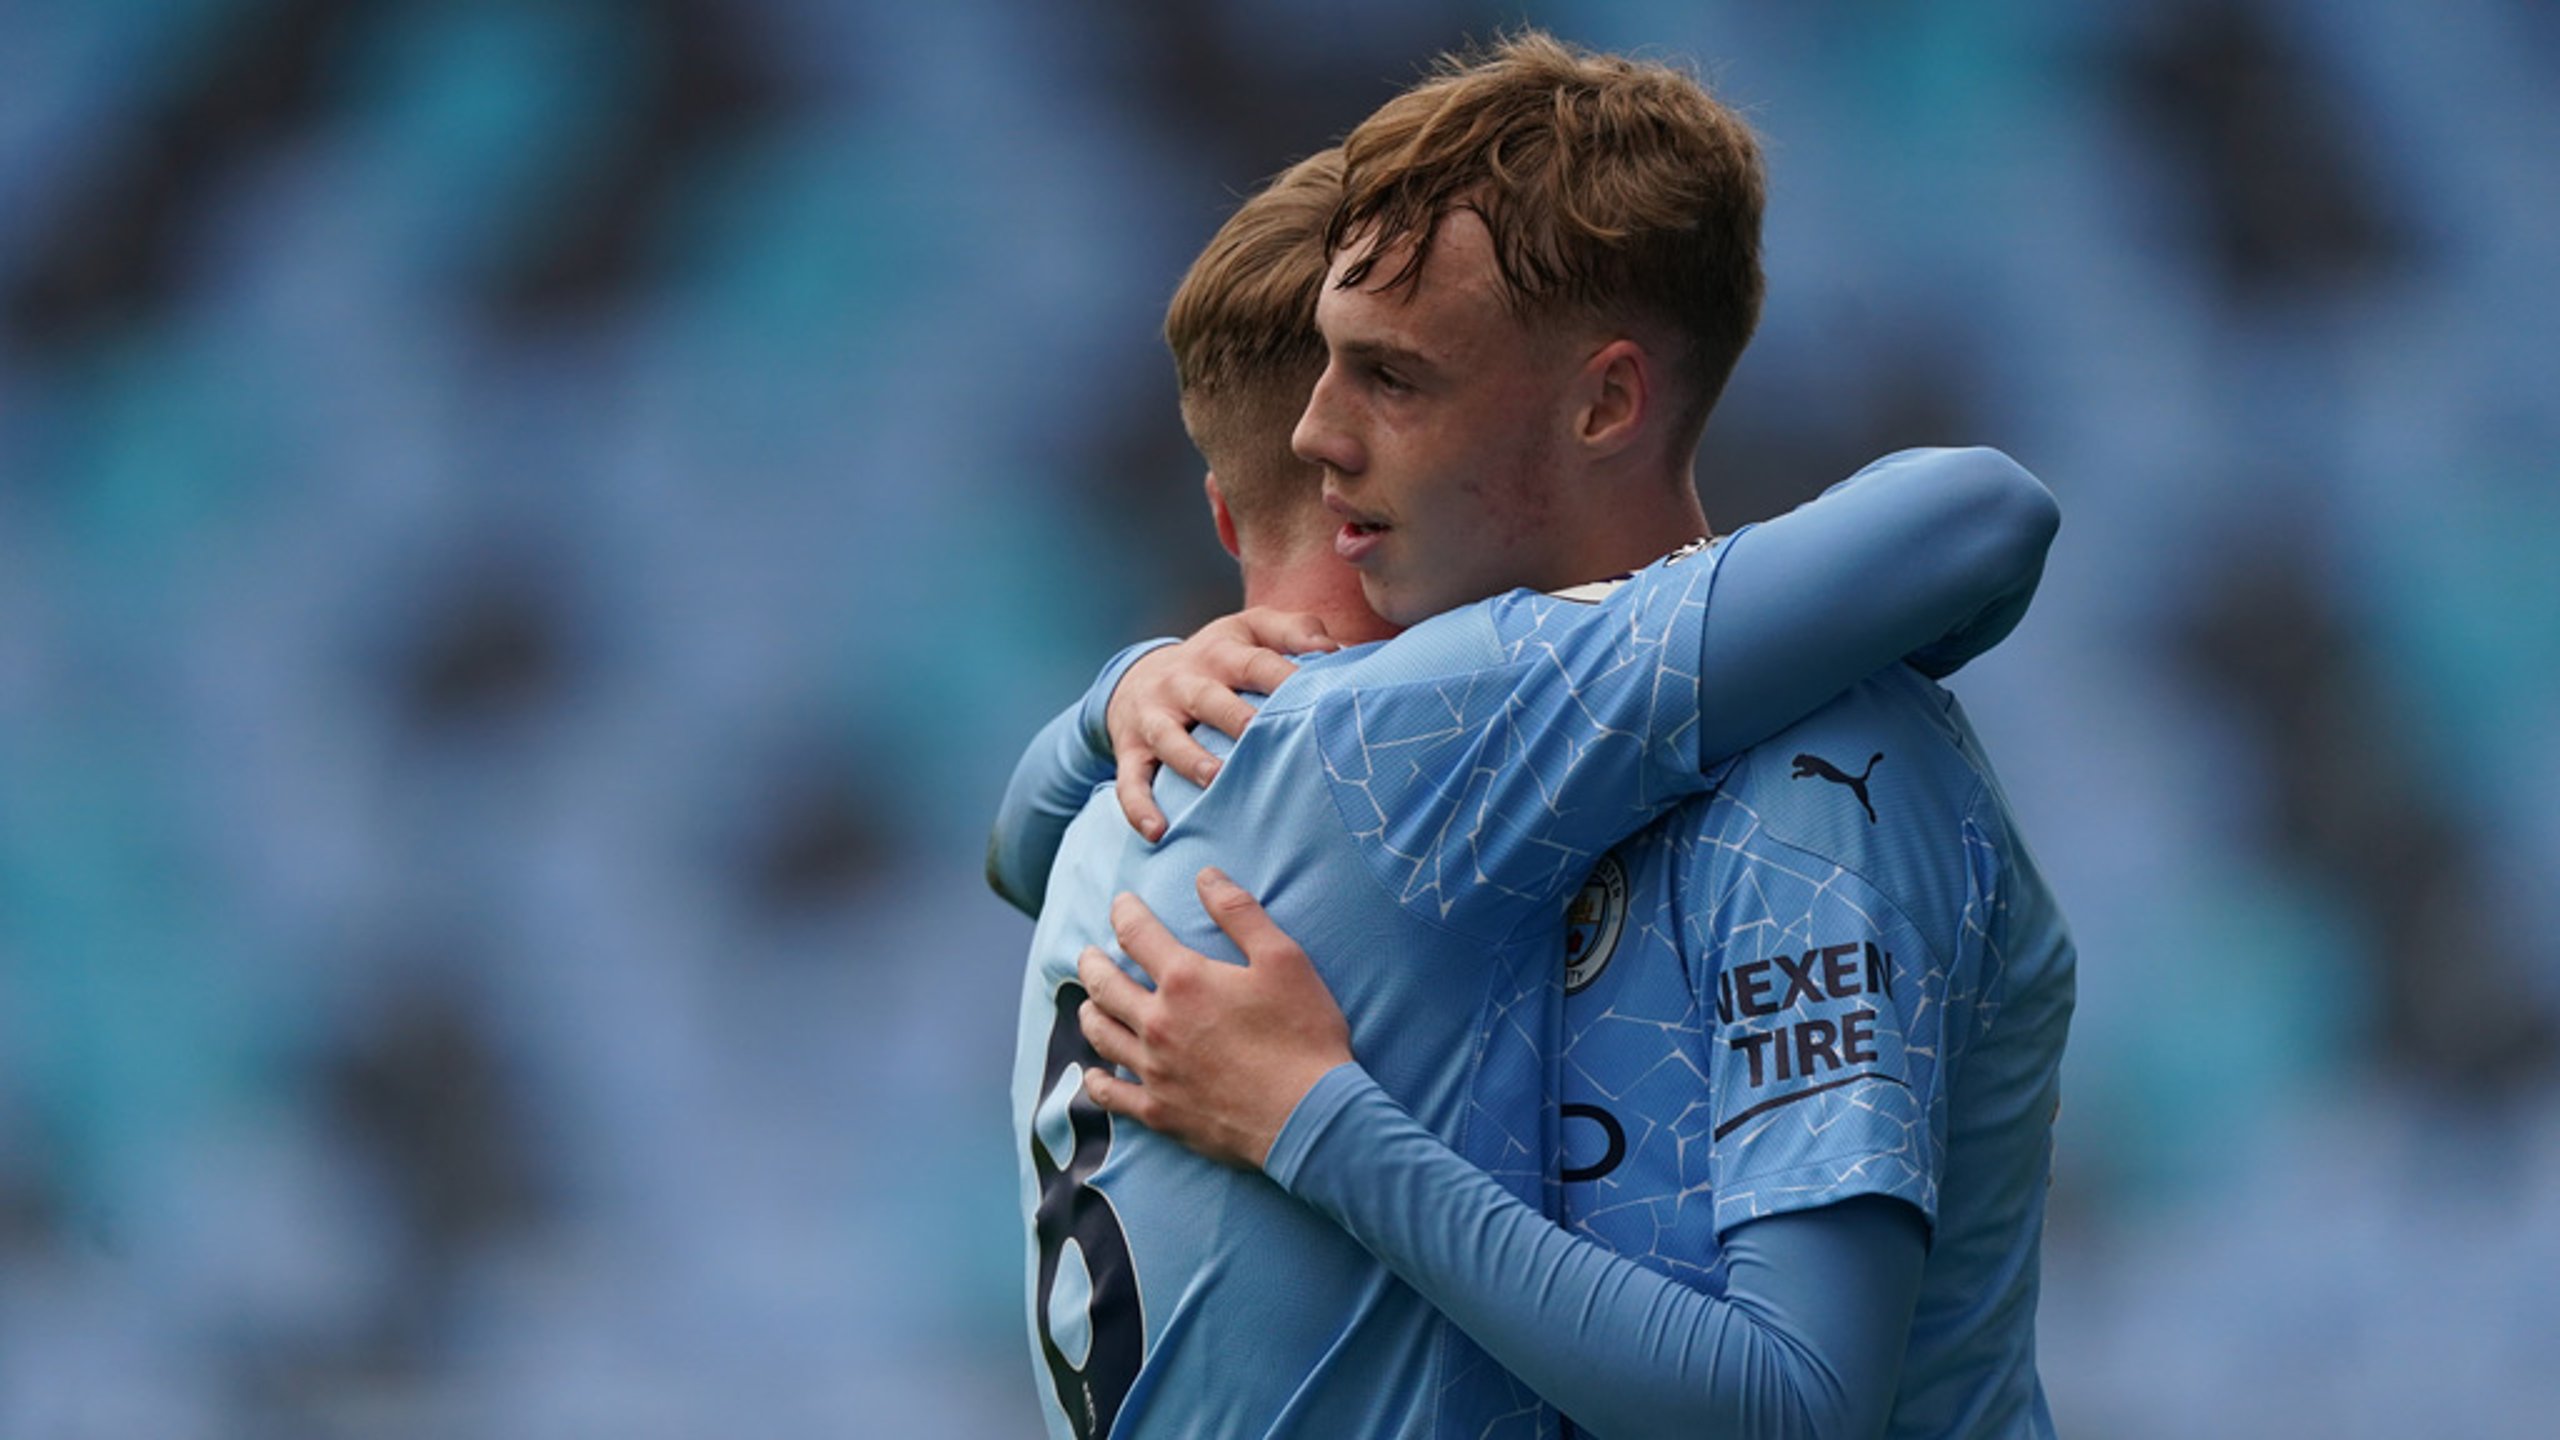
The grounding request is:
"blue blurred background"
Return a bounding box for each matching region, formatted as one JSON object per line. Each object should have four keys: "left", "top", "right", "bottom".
{"left": 2, "top": 0, "right": 2555, "bottom": 1434}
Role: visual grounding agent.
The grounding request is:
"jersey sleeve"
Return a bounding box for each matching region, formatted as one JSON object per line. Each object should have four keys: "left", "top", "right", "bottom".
{"left": 985, "top": 638, "right": 1173, "bottom": 916}
{"left": 1266, "top": 1063, "right": 1925, "bottom": 1440}
{"left": 1697, "top": 810, "right": 1984, "bottom": 1236}
{"left": 1691, "top": 446, "right": 2058, "bottom": 758}
{"left": 1309, "top": 446, "right": 2054, "bottom": 932}
{"left": 1312, "top": 549, "right": 1720, "bottom": 926}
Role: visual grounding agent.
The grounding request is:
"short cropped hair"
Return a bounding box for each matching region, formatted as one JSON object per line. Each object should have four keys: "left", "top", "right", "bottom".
{"left": 1164, "top": 149, "right": 1342, "bottom": 541}
{"left": 1331, "top": 32, "right": 1766, "bottom": 443}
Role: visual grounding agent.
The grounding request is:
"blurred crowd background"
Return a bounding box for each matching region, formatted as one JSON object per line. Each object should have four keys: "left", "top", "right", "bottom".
{"left": 1, "top": 0, "right": 2555, "bottom": 1435}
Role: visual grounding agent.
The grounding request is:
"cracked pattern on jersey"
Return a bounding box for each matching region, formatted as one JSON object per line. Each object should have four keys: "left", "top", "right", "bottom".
{"left": 1538, "top": 676, "right": 2071, "bottom": 1438}
{"left": 1557, "top": 778, "right": 1998, "bottom": 1278}
{"left": 1316, "top": 567, "right": 1713, "bottom": 928}
{"left": 1702, "top": 795, "right": 1946, "bottom": 1231}
{"left": 1016, "top": 547, "right": 1732, "bottom": 1440}
{"left": 1305, "top": 560, "right": 1714, "bottom": 1440}
{"left": 1458, "top": 941, "right": 1554, "bottom": 1204}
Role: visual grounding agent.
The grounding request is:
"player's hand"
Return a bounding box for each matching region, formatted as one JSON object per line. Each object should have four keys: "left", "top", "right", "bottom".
{"left": 1075, "top": 868, "right": 1352, "bottom": 1171}
{"left": 1108, "top": 609, "right": 1337, "bottom": 842}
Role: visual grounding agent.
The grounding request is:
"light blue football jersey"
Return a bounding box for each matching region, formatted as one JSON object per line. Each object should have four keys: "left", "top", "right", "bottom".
{"left": 998, "top": 448, "right": 2060, "bottom": 1440}
{"left": 1557, "top": 665, "right": 2074, "bottom": 1438}
{"left": 1014, "top": 544, "right": 1719, "bottom": 1440}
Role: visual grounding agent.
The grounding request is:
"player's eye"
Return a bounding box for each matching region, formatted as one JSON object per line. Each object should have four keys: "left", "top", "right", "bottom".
{"left": 1370, "top": 364, "right": 1412, "bottom": 396}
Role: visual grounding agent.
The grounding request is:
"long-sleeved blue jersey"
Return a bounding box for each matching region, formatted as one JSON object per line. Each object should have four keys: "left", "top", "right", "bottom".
{"left": 993, "top": 448, "right": 2058, "bottom": 1439}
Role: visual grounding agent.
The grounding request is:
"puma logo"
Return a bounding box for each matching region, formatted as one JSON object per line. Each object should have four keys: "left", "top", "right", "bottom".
{"left": 1790, "top": 751, "right": 1882, "bottom": 823}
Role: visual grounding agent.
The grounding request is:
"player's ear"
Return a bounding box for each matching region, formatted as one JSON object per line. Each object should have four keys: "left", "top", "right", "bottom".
{"left": 1205, "top": 472, "right": 1242, "bottom": 560}
{"left": 1573, "top": 339, "right": 1649, "bottom": 457}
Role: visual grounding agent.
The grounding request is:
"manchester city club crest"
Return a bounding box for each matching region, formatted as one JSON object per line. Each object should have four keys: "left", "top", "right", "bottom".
{"left": 1563, "top": 851, "right": 1629, "bottom": 993}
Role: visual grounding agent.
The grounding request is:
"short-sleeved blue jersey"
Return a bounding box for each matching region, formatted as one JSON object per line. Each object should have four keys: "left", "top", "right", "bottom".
{"left": 1557, "top": 666, "right": 2074, "bottom": 1437}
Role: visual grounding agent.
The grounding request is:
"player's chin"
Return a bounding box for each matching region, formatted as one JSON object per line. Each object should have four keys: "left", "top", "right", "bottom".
{"left": 1360, "top": 571, "right": 1426, "bottom": 630}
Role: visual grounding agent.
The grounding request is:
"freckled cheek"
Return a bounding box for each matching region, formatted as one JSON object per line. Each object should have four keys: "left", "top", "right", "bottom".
{"left": 1453, "top": 440, "right": 1552, "bottom": 553}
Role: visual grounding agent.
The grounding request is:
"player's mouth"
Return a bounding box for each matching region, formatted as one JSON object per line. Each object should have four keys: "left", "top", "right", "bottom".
{"left": 1327, "top": 492, "right": 1390, "bottom": 564}
{"left": 1336, "top": 518, "right": 1389, "bottom": 563}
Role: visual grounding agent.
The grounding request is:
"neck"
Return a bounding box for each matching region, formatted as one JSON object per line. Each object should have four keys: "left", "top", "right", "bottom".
{"left": 1548, "top": 462, "right": 1711, "bottom": 587}
{"left": 1238, "top": 546, "right": 1401, "bottom": 646}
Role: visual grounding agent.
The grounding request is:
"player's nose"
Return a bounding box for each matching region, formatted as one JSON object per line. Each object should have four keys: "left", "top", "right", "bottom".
{"left": 1293, "top": 363, "right": 1362, "bottom": 476}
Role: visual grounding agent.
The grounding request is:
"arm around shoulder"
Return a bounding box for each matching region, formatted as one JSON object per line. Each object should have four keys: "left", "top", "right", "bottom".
{"left": 984, "top": 639, "right": 1172, "bottom": 916}
{"left": 1899, "top": 447, "right": 2058, "bottom": 678}
{"left": 1932, "top": 447, "right": 2058, "bottom": 582}
{"left": 1692, "top": 445, "right": 2063, "bottom": 760}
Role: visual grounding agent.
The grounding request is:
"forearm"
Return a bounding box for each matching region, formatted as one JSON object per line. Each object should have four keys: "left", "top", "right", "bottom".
{"left": 1692, "top": 447, "right": 2057, "bottom": 761}
{"left": 984, "top": 639, "right": 1171, "bottom": 915}
{"left": 1268, "top": 1067, "right": 1920, "bottom": 1440}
